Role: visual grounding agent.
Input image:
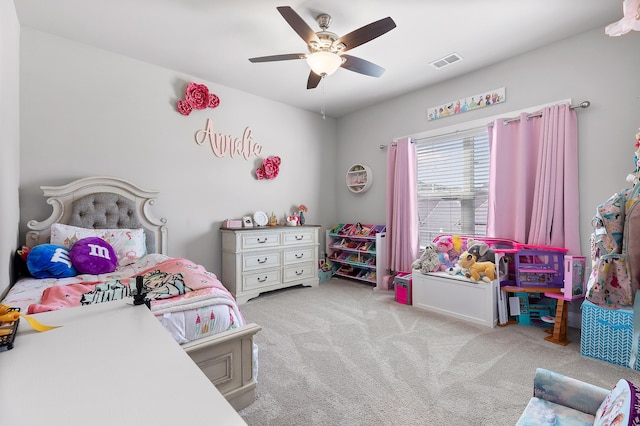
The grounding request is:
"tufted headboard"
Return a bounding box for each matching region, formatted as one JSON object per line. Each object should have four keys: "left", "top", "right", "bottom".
{"left": 26, "top": 176, "right": 168, "bottom": 255}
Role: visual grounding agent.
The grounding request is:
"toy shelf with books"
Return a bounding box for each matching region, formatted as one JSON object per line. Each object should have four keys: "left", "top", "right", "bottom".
{"left": 326, "top": 223, "right": 387, "bottom": 289}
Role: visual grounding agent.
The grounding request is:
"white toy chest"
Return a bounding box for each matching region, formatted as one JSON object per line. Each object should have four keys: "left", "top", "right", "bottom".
{"left": 411, "top": 271, "right": 499, "bottom": 328}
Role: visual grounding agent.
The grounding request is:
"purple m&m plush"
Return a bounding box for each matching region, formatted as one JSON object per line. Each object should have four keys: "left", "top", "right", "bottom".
{"left": 70, "top": 237, "right": 118, "bottom": 275}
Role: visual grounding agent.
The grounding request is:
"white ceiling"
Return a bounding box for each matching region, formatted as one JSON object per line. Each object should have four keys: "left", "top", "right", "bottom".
{"left": 14, "top": 0, "right": 625, "bottom": 118}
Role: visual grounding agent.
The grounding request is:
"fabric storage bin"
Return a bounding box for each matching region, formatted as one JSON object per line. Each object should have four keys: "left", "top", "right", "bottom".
{"left": 318, "top": 269, "right": 333, "bottom": 283}
{"left": 580, "top": 300, "right": 640, "bottom": 370}
{"left": 394, "top": 272, "right": 412, "bottom": 305}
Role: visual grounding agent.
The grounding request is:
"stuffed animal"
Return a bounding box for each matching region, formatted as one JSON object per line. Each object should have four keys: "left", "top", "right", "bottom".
{"left": 452, "top": 235, "right": 463, "bottom": 255}
{"left": 434, "top": 235, "right": 454, "bottom": 271}
{"left": 446, "top": 263, "right": 469, "bottom": 277}
{"left": 457, "top": 251, "right": 496, "bottom": 282}
{"left": 411, "top": 243, "right": 440, "bottom": 274}
{"left": 466, "top": 238, "right": 496, "bottom": 264}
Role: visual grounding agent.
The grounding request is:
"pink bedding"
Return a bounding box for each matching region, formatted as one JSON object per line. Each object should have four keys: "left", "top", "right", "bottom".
{"left": 26, "top": 256, "right": 242, "bottom": 320}
{"left": 3, "top": 254, "right": 246, "bottom": 343}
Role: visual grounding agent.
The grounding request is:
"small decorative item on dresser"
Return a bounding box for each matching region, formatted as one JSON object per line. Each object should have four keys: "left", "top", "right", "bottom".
{"left": 242, "top": 216, "right": 253, "bottom": 228}
{"left": 223, "top": 219, "right": 243, "bottom": 228}
{"left": 253, "top": 211, "right": 268, "bottom": 227}
{"left": 297, "top": 204, "right": 308, "bottom": 225}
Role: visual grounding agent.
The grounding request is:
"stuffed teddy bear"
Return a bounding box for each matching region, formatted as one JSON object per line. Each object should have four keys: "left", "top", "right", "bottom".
{"left": 457, "top": 251, "right": 496, "bottom": 282}
{"left": 466, "top": 238, "right": 496, "bottom": 264}
{"left": 411, "top": 243, "right": 440, "bottom": 274}
{"left": 434, "top": 235, "right": 454, "bottom": 271}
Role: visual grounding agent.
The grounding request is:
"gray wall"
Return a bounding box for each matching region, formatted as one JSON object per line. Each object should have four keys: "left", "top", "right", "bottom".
{"left": 18, "top": 28, "right": 338, "bottom": 278}
{"left": 0, "top": 2, "right": 21, "bottom": 299}
{"left": 335, "top": 27, "right": 640, "bottom": 262}
{"left": 11, "top": 19, "right": 640, "bottom": 321}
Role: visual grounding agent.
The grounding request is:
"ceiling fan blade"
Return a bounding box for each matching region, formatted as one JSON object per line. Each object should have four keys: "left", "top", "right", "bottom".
{"left": 249, "top": 53, "right": 306, "bottom": 63}
{"left": 335, "top": 17, "right": 396, "bottom": 52}
{"left": 277, "top": 6, "right": 320, "bottom": 45}
{"left": 307, "top": 71, "right": 322, "bottom": 89}
{"left": 341, "top": 55, "right": 385, "bottom": 77}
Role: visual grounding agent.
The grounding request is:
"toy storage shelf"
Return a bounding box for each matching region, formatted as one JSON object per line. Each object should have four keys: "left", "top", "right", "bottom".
{"left": 326, "top": 223, "right": 387, "bottom": 289}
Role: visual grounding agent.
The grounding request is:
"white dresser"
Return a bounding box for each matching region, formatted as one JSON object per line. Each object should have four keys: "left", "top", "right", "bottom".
{"left": 221, "top": 225, "right": 320, "bottom": 303}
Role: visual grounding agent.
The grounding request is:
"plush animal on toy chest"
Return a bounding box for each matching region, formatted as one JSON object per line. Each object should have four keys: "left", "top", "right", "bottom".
{"left": 434, "top": 235, "right": 455, "bottom": 271}
{"left": 458, "top": 251, "right": 496, "bottom": 282}
{"left": 411, "top": 243, "right": 440, "bottom": 274}
{"left": 465, "top": 238, "right": 496, "bottom": 264}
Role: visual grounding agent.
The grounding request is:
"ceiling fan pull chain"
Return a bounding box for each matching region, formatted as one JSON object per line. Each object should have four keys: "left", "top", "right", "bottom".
{"left": 321, "top": 77, "right": 326, "bottom": 119}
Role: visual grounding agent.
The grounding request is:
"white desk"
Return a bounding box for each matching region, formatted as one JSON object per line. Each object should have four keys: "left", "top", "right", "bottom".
{"left": 0, "top": 299, "right": 247, "bottom": 425}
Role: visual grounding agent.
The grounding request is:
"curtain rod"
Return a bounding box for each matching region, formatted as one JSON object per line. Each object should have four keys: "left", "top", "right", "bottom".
{"left": 499, "top": 100, "right": 591, "bottom": 126}
{"left": 379, "top": 124, "right": 487, "bottom": 150}
{"left": 380, "top": 100, "right": 591, "bottom": 149}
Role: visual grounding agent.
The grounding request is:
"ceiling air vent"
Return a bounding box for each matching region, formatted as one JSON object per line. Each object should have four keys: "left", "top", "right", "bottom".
{"left": 430, "top": 52, "right": 463, "bottom": 69}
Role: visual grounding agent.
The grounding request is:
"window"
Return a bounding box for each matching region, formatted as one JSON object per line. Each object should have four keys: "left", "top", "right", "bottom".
{"left": 416, "top": 127, "right": 490, "bottom": 248}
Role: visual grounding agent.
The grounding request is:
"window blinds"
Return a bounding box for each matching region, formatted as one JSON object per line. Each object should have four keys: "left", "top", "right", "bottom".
{"left": 415, "top": 127, "right": 490, "bottom": 247}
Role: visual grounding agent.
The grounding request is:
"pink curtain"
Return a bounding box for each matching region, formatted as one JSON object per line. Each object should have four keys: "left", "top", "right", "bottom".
{"left": 386, "top": 137, "right": 419, "bottom": 273}
{"left": 487, "top": 104, "right": 581, "bottom": 254}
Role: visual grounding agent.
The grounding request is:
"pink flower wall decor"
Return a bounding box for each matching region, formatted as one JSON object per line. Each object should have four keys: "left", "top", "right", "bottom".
{"left": 256, "top": 156, "right": 281, "bottom": 180}
{"left": 176, "top": 82, "right": 221, "bottom": 116}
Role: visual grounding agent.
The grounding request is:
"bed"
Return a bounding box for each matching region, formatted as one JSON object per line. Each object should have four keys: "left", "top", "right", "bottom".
{"left": 2, "top": 176, "right": 261, "bottom": 411}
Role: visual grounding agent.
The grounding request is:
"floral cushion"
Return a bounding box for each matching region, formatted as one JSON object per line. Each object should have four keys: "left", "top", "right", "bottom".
{"left": 50, "top": 223, "right": 146, "bottom": 266}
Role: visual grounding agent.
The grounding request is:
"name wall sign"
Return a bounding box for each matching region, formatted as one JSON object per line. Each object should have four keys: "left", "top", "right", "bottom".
{"left": 195, "top": 118, "right": 263, "bottom": 160}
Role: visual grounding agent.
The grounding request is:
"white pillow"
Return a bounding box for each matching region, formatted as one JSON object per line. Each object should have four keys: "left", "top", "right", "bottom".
{"left": 50, "top": 223, "right": 147, "bottom": 266}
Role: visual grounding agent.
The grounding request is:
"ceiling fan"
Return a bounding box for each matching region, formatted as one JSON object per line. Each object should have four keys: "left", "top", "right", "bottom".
{"left": 249, "top": 6, "right": 396, "bottom": 89}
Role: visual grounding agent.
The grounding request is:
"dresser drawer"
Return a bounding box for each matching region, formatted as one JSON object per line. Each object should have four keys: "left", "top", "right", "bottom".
{"left": 283, "top": 247, "right": 315, "bottom": 265}
{"left": 243, "top": 269, "right": 281, "bottom": 290}
{"left": 242, "top": 251, "right": 281, "bottom": 271}
{"left": 241, "top": 232, "right": 281, "bottom": 249}
{"left": 282, "top": 229, "right": 316, "bottom": 245}
{"left": 283, "top": 262, "right": 316, "bottom": 283}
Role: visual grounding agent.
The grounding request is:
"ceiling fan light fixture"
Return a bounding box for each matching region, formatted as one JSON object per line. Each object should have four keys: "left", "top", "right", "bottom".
{"left": 306, "top": 51, "right": 342, "bottom": 76}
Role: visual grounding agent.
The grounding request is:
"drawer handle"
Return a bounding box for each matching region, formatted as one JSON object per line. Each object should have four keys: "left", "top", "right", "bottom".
{"left": 295, "top": 235, "right": 304, "bottom": 240}
{"left": 257, "top": 238, "right": 268, "bottom": 243}
{"left": 295, "top": 270, "right": 304, "bottom": 276}
{"left": 257, "top": 276, "right": 268, "bottom": 282}
{"left": 257, "top": 258, "right": 267, "bottom": 263}
{"left": 295, "top": 253, "right": 304, "bottom": 259}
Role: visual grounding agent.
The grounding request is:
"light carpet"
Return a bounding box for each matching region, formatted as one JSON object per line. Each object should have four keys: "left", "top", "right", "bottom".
{"left": 238, "top": 278, "right": 640, "bottom": 425}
